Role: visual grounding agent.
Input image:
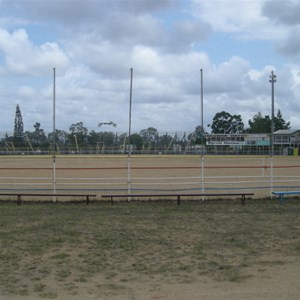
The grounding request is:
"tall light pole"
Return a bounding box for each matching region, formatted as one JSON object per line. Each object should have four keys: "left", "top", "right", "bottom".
{"left": 269, "top": 71, "right": 277, "bottom": 157}
{"left": 200, "top": 69, "right": 205, "bottom": 196}
{"left": 52, "top": 67, "right": 56, "bottom": 200}
{"left": 269, "top": 70, "right": 276, "bottom": 196}
{"left": 128, "top": 68, "right": 133, "bottom": 201}
{"left": 200, "top": 69, "right": 204, "bottom": 154}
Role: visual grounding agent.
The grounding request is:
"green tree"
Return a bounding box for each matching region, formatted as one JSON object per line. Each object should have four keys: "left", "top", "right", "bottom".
{"left": 88, "top": 131, "right": 116, "bottom": 148}
{"left": 158, "top": 133, "right": 173, "bottom": 150}
{"left": 210, "top": 111, "right": 244, "bottom": 134}
{"left": 48, "top": 129, "right": 69, "bottom": 149}
{"left": 13, "top": 104, "right": 25, "bottom": 147}
{"left": 118, "top": 133, "right": 128, "bottom": 150}
{"left": 274, "top": 110, "right": 291, "bottom": 131}
{"left": 188, "top": 125, "right": 206, "bottom": 144}
{"left": 247, "top": 110, "right": 290, "bottom": 133}
{"left": 247, "top": 112, "right": 270, "bottom": 133}
{"left": 100, "top": 132, "right": 115, "bottom": 147}
{"left": 87, "top": 130, "right": 101, "bottom": 147}
{"left": 139, "top": 127, "right": 159, "bottom": 148}
{"left": 25, "top": 122, "right": 48, "bottom": 149}
{"left": 129, "top": 133, "right": 143, "bottom": 149}
{"left": 69, "top": 122, "right": 88, "bottom": 147}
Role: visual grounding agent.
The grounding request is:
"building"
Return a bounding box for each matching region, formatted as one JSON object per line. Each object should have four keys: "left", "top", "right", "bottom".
{"left": 205, "top": 131, "right": 300, "bottom": 155}
{"left": 273, "top": 129, "right": 300, "bottom": 155}
{"left": 273, "top": 130, "right": 300, "bottom": 148}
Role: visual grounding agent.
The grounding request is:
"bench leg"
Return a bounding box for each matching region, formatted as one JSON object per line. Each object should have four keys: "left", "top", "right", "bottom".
{"left": 86, "top": 196, "right": 90, "bottom": 205}
{"left": 17, "top": 195, "right": 21, "bottom": 205}
{"left": 177, "top": 195, "right": 181, "bottom": 205}
{"left": 279, "top": 195, "right": 285, "bottom": 205}
{"left": 111, "top": 196, "right": 114, "bottom": 205}
{"left": 241, "top": 195, "right": 246, "bottom": 205}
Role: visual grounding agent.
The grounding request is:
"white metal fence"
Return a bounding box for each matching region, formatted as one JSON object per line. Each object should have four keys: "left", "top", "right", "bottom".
{"left": 0, "top": 155, "right": 299, "bottom": 200}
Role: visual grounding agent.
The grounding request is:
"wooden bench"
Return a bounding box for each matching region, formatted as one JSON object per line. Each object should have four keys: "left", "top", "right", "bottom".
{"left": 101, "top": 193, "right": 254, "bottom": 205}
{"left": 272, "top": 191, "right": 300, "bottom": 205}
{"left": 0, "top": 193, "right": 97, "bottom": 205}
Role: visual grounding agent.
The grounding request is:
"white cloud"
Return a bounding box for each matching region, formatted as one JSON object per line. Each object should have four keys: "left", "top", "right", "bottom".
{"left": 262, "top": 0, "right": 300, "bottom": 26}
{"left": 191, "top": 0, "right": 286, "bottom": 40}
{"left": 0, "top": 0, "right": 300, "bottom": 134}
{"left": 205, "top": 56, "right": 251, "bottom": 94}
{"left": 0, "top": 28, "right": 69, "bottom": 75}
{"left": 9, "top": 0, "right": 177, "bottom": 24}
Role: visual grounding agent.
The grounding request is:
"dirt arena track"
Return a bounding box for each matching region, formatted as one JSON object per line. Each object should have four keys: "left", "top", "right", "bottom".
{"left": 0, "top": 154, "right": 299, "bottom": 200}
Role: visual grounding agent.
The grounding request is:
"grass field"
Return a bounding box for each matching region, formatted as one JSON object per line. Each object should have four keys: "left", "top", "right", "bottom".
{"left": 1, "top": 200, "right": 300, "bottom": 299}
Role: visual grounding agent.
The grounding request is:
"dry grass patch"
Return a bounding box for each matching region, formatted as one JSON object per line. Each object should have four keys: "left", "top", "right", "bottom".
{"left": 1, "top": 200, "right": 300, "bottom": 299}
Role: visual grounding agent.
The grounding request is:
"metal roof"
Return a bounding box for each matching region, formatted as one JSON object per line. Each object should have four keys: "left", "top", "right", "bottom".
{"left": 274, "top": 129, "right": 300, "bottom": 135}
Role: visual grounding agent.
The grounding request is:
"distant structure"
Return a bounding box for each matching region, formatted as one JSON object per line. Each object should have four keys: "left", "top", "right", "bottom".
{"left": 98, "top": 121, "right": 117, "bottom": 128}
{"left": 205, "top": 130, "right": 300, "bottom": 155}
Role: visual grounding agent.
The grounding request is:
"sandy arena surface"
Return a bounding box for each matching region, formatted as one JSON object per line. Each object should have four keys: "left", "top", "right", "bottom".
{"left": 0, "top": 155, "right": 299, "bottom": 199}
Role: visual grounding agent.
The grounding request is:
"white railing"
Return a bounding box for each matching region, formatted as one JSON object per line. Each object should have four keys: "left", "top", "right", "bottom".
{"left": 0, "top": 156, "right": 299, "bottom": 199}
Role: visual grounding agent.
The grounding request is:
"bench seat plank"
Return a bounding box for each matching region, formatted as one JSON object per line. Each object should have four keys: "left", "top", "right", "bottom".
{"left": 0, "top": 193, "right": 97, "bottom": 205}
{"left": 101, "top": 193, "right": 254, "bottom": 205}
{"left": 272, "top": 191, "right": 300, "bottom": 205}
{"left": 272, "top": 191, "right": 300, "bottom": 195}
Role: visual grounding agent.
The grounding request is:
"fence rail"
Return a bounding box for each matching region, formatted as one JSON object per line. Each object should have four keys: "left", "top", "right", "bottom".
{"left": 0, "top": 155, "right": 299, "bottom": 200}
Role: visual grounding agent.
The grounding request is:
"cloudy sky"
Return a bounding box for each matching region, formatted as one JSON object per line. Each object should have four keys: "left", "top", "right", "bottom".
{"left": 0, "top": 0, "right": 300, "bottom": 134}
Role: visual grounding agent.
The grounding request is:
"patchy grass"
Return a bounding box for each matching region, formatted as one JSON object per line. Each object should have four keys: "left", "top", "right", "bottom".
{"left": 1, "top": 200, "right": 300, "bottom": 298}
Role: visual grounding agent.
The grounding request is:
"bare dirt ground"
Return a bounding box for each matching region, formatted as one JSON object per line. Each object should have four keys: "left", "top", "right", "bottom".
{"left": 1, "top": 201, "right": 300, "bottom": 300}
{"left": 2, "top": 264, "right": 299, "bottom": 300}
{"left": 0, "top": 154, "right": 299, "bottom": 199}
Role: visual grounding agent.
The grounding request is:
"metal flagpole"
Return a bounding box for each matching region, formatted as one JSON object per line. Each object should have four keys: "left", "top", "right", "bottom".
{"left": 200, "top": 69, "right": 205, "bottom": 198}
{"left": 127, "top": 68, "right": 133, "bottom": 201}
{"left": 52, "top": 67, "right": 57, "bottom": 201}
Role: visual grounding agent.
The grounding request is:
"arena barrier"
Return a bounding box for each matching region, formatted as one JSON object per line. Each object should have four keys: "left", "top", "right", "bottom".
{"left": 0, "top": 155, "right": 299, "bottom": 201}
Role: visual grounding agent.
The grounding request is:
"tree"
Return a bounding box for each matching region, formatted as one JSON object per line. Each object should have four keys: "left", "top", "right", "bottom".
{"left": 274, "top": 110, "right": 291, "bottom": 131}
{"left": 25, "top": 122, "right": 48, "bottom": 149}
{"left": 188, "top": 125, "right": 206, "bottom": 144}
{"left": 158, "top": 133, "right": 173, "bottom": 150}
{"left": 210, "top": 111, "right": 244, "bottom": 134}
{"left": 118, "top": 133, "right": 128, "bottom": 150}
{"left": 69, "top": 122, "right": 88, "bottom": 147}
{"left": 139, "top": 127, "right": 159, "bottom": 147}
{"left": 247, "top": 112, "right": 270, "bottom": 133}
{"left": 48, "top": 129, "right": 69, "bottom": 149}
{"left": 247, "top": 110, "right": 290, "bottom": 133}
{"left": 88, "top": 131, "right": 116, "bottom": 147}
{"left": 13, "top": 104, "right": 25, "bottom": 147}
{"left": 129, "top": 133, "right": 143, "bottom": 149}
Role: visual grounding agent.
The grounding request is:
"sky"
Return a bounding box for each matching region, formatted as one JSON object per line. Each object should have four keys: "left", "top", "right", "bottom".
{"left": 0, "top": 0, "right": 300, "bottom": 135}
